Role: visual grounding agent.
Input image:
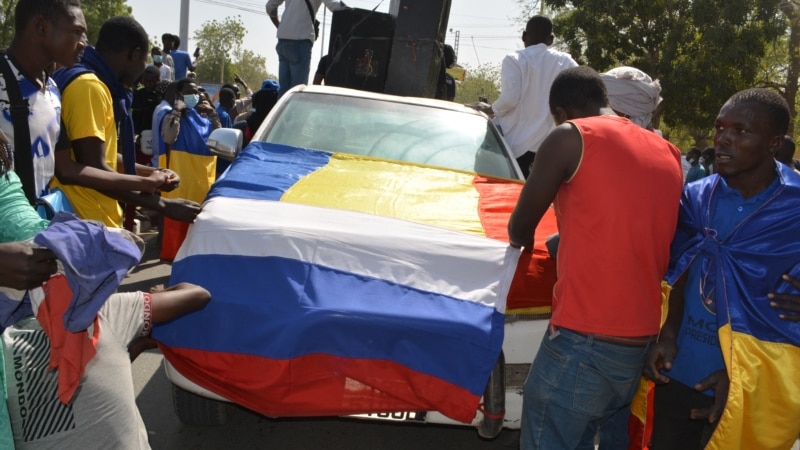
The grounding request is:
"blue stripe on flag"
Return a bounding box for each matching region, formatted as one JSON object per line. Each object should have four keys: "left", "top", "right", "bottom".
{"left": 154, "top": 253, "right": 505, "bottom": 396}
{"left": 208, "top": 142, "right": 331, "bottom": 201}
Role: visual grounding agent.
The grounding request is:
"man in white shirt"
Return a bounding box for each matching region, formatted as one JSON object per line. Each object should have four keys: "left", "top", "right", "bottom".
{"left": 472, "top": 16, "right": 577, "bottom": 178}
{"left": 265, "top": 0, "right": 348, "bottom": 97}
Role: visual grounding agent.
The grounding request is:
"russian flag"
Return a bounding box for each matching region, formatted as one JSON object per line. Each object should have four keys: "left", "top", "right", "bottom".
{"left": 153, "top": 142, "right": 557, "bottom": 423}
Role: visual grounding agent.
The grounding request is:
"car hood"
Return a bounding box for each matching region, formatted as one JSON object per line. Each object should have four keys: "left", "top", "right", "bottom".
{"left": 208, "top": 142, "right": 557, "bottom": 312}
{"left": 153, "top": 142, "right": 555, "bottom": 422}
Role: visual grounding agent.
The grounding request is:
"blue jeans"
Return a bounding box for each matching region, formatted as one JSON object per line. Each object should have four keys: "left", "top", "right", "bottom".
{"left": 276, "top": 39, "right": 313, "bottom": 97}
{"left": 520, "top": 327, "right": 649, "bottom": 450}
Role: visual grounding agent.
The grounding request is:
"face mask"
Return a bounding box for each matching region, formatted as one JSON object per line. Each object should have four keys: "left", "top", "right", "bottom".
{"left": 153, "top": 55, "right": 163, "bottom": 64}
{"left": 699, "top": 157, "right": 706, "bottom": 164}
{"left": 183, "top": 94, "right": 200, "bottom": 109}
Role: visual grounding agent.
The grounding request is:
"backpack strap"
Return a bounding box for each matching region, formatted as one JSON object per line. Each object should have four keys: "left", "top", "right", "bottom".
{"left": 0, "top": 53, "right": 36, "bottom": 206}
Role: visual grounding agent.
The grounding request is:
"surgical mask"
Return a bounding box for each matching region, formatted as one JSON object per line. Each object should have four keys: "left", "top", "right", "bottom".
{"left": 699, "top": 157, "right": 706, "bottom": 164}
{"left": 183, "top": 94, "right": 200, "bottom": 109}
{"left": 153, "top": 55, "right": 163, "bottom": 64}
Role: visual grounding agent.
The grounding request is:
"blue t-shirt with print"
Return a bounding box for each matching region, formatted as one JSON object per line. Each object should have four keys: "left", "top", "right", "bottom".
{"left": 668, "top": 175, "right": 781, "bottom": 395}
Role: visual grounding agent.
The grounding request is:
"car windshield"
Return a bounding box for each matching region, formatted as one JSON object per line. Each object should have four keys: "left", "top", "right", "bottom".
{"left": 260, "top": 92, "right": 517, "bottom": 178}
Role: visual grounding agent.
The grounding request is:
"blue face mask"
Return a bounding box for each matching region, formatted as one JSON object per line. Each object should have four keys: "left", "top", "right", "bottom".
{"left": 153, "top": 55, "right": 163, "bottom": 64}
{"left": 183, "top": 94, "right": 200, "bottom": 109}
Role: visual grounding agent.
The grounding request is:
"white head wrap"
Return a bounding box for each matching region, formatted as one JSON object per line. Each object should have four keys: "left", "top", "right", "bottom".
{"left": 600, "top": 66, "right": 662, "bottom": 128}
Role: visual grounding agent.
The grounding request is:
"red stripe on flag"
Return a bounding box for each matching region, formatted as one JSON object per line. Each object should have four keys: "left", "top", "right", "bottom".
{"left": 159, "top": 345, "right": 482, "bottom": 423}
{"left": 473, "top": 176, "right": 558, "bottom": 311}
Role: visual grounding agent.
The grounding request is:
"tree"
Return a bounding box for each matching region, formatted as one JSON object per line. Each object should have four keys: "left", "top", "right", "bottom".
{"left": 777, "top": 1, "right": 800, "bottom": 135}
{"left": 82, "top": 0, "right": 131, "bottom": 45}
{"left": 0, "top": 0, "right": 130, "bottom": 49}
{"left": 541, "top": 0, "right": 785, "bottom": 144}
{"left": 192, "top": 16, "right": 246, "bottom": 84}
{"left": 454, "top": 63, "right": 501, "bottom": 104}
{"left": 233, "top": 49, "right": 275, "bottom": 92}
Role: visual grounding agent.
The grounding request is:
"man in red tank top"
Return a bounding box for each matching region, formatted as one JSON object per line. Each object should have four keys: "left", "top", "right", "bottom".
{"left": 508, "top": 66, "right": 684, "bottom": 449}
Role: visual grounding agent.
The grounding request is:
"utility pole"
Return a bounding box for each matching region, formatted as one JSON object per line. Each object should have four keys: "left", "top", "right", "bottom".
{"left": 179, "top": 0, "right": 190, "bottom": 51}
{"left": 450, "top": 29, "right": 460, "bottom": 59}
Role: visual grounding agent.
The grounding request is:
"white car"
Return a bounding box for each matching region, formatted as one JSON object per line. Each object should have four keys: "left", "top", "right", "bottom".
{"left": 154, "top": 85, "right": 558, "bottom": 439}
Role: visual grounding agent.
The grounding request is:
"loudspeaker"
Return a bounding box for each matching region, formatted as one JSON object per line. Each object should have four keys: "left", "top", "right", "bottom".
{"left": 384, "top": 0, "right": 452, "bottom": 98}
{"left": 324, "top": 8, "right": 395, "bottom": 93}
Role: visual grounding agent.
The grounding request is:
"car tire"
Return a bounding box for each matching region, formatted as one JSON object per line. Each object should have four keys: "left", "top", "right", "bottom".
{"left": 172, "top": 384, "right": 233, "bottom": 426}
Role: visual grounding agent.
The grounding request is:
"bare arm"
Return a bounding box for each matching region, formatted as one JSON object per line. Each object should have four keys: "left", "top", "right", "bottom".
{"left": 643, "top": 272, "right": 687, "bottom": 383}
{"left": 507, "top": 124, "right": 582, "bottom": 249}
{"left": 128, "top": 282, "right": 211, "bottom": 360}
{"left": 150, "top": 282, "right": 211, "bottom": 324}
{"left": 56, "top": 138, "right": 201, "bottom": 222}
{"left": 266, "top": 2, "right": 280, "bottom": 28}
{"left": 54, "top": 140, "right": 169, "bottom": 194}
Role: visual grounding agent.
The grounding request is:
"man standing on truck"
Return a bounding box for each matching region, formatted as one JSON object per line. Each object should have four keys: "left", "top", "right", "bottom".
{"left": 507, "top": 66, "right": 683, "bottom": 449}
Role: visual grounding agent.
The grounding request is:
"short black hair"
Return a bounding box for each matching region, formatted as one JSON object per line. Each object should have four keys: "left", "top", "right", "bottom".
{"left": 219, "top": 87, "right": 235, "bottom": 103}
{"left": 95, "top": 16, "right": 149, "bottom": 54}
{"left": 443, "top": 44, "right": 456, "bottom": 68}
{"left": 525, "top": 15, "right": 553, "bottom": 41}
{"left": 725, "top": 88, "right": 790, "bottom": 136}
{"left": 172, "top": 35, "right": 181, "bottom": 48}
{"left": 15, "top": 0, "right": 81, "bottom": 34}
{"left": 687, "top": 147, "right": 702, "bottom": 158}
{"left": 175, "top": 77, "right": 194, "bottom": 94}
{"left": 142, "top": 65, "right": 160, "bottom": 77}
{"left": 549, "top": 66, "right": 608, "bottom": 113}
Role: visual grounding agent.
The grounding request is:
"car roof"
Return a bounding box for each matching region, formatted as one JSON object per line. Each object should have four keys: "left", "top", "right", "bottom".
{"left": 288, "top": 85, "right": 489, "bottom": 118}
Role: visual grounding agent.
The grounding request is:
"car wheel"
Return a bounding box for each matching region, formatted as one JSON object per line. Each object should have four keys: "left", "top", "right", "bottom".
{"left": 172, "top": 384, "right": 233, "bottom": 426}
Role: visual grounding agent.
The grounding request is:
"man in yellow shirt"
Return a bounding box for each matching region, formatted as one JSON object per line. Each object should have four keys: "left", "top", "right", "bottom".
{"left": 52, "top": 16, "right": 200, "bottom": 228}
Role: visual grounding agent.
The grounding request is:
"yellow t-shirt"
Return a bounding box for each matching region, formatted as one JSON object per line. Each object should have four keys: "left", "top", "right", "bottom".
{"left": 51, "top": 73, "right": 122, "bottom": 227}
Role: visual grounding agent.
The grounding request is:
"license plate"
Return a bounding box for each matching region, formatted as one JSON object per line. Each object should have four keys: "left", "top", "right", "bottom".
{"left": 350, "top": 411, "right": 423, "bottom": 422}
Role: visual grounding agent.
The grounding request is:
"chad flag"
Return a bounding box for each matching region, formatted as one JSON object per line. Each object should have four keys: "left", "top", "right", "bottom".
{"left": 152, "top": 142, "right": 557, "bottom": 423}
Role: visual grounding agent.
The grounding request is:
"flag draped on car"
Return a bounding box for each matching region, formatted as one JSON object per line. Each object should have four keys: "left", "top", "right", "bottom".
{"left": 153, "top": 142, "right": 556, "bottom": 423}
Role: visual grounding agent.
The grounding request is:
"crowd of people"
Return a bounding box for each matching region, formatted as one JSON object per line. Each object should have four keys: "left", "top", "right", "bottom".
{"left": 0, "top": 0, "right": 282, "bottom": 447}
{"left": 0, "top": 0, "right": 799, "bottom": 448}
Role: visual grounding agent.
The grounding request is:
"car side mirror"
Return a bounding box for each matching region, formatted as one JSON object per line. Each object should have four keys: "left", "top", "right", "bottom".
{"left": 207, "top": 128, "right": 243, "bottom": 161}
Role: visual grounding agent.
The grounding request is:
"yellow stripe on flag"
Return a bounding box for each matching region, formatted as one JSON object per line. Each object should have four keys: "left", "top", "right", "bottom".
{"left": 282, "top": 153, "right": 486, "bottom": 236}
{"left": 164, "top": 151, "right": 217, "bottom": 203}
{"left": 707, "top": 325, "right": 800, "bottom": 449}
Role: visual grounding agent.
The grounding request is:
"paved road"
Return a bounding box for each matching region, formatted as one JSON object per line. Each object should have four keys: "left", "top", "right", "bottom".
{"left": 123, "top": 233, "right": 520, "bottom": 450}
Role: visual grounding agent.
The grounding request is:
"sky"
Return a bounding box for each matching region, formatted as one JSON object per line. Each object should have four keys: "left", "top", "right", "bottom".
{"left": 125, "top": 0, "right": 529, "bottom": 78}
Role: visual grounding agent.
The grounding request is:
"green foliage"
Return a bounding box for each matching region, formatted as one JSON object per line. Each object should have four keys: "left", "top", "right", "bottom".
{"left": 233, "top": 49, "right": 275, "bottom": 92}
{"left": 542, "top": 0, "right": 785, "bottom": 136}
{"left": 82, "top": 0, "right": 131, "bottom": 45}
{"left": 0, "top": 0, "right": 15, "bottom": 48}
{"left": 454, "top": 63, "right": 501, "bottom": 104}
{"left": 192, "top": 16, "right": 245, "bottom": 84}
{"left": 192, "top": 15, "right": 273, "bottom": 90}
{"left": 0, "top": 0, "right": 131, "bottom": 49}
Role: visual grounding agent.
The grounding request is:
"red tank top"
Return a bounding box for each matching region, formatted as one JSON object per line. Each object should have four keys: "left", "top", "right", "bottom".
{"left": 550, "top": 116, "right": 683, "bottom": 336}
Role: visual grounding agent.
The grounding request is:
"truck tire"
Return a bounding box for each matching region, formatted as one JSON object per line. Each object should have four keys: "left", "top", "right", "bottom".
{"left": 172, "top": 384, "right": 233, "bottom": 426}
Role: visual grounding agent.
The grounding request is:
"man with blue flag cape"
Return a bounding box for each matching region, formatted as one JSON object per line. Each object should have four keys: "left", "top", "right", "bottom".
{"left": 642, "top": 88, "right": 800, "bottom": 450}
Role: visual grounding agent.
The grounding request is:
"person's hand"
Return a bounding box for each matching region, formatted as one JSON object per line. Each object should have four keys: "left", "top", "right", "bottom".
{"left": 142, "top": 170, "right": 170, "bottom": 194}
{"left": 158, "top": 168, "right": 180, "bottom": 192}
{"left": 642, "top": 337, "right": 678, "bottom": 384}
{"left": 0, "top": 243, "right": 58, "bottom": 290}
{"left": 769, "top": 274, "right": 800, "bottom": 321}
{"left": 172, "top": 99, "right": 187, "bottom": 116}
{"left": 161, "top": 198, "right": 201, "bottom": 223}
{"left": 465, "top": 101, "right": 493, "bottom": 116}
{"left": 691, "top": 369, "right": 729, "bottom": 423}
{"left": 234, "top": 73, "right": 244, "bottom": 85}
{"left": 195, "top": 100, "right": 215, "bottom": 116}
